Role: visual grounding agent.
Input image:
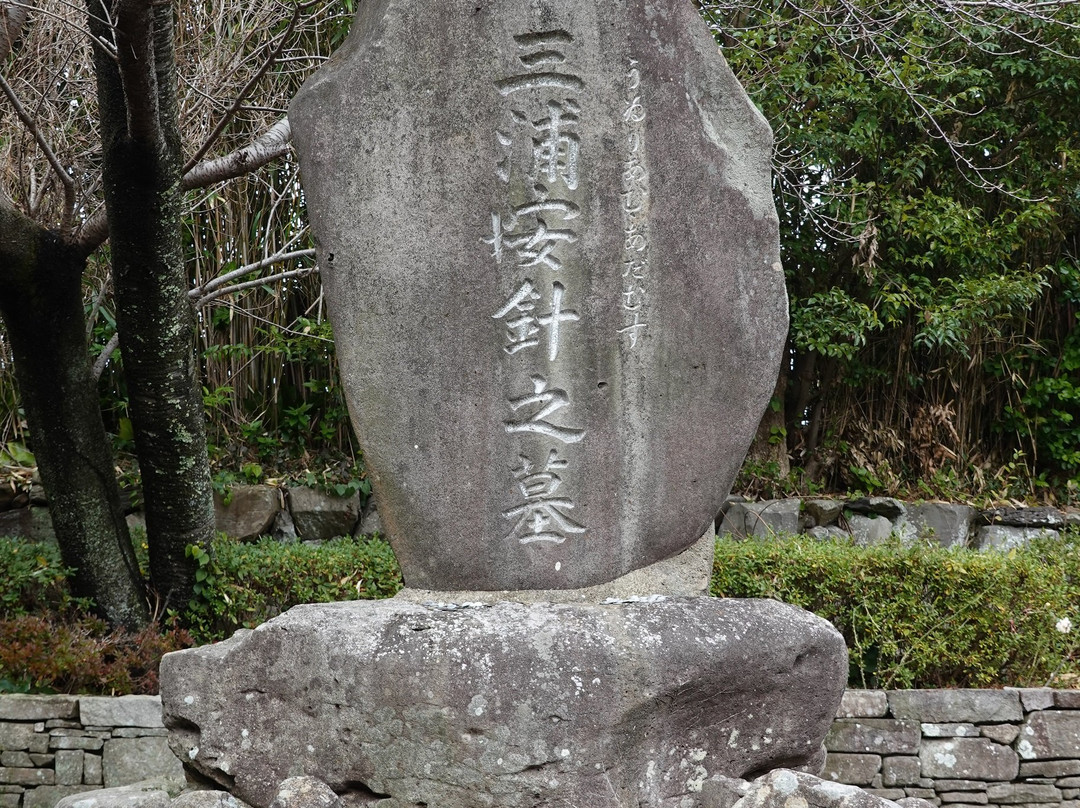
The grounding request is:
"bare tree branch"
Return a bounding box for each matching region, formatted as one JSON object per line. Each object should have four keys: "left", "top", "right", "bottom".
{"left": 0, "top": 72, "right": 76, "bottom": 234}
{"left": 193, "top": 265, "right": 316, "bottom": 308}
{"left": 76, "top": 116, "right": 293, "bottom": 250}
{"left": 191, "top": 246, "right": 315, "bottom": 299}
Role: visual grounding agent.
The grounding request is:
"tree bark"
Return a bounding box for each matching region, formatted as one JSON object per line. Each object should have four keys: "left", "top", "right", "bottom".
{"left": 745, "top": 360, "right": 791, "bottom": 477}
{"left": 0, "top": 203, "right": 149, "bottom": 629}
{"left": 89, "top": 0, "right": 212, "bottom": 612}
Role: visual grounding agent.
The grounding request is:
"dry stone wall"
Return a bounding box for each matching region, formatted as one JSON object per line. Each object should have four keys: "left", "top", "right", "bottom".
{"left": 826, "top": 689, "right": 1080, "bottom": 808}
{"left": 0, "top": 695, "right": 182, "bottom": 808}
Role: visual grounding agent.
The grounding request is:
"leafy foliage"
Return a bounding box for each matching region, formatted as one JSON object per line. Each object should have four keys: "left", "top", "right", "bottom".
{"left": 711, "top": 532, "right": 1080, "bottom": 688}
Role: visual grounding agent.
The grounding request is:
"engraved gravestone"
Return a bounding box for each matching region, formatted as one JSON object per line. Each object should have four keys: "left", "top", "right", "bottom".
{"left": 290, "top": 2, "right": 786, "bottom": 589}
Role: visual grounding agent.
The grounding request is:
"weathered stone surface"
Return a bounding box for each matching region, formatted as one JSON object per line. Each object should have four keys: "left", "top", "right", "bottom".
{"left": 1008, "top": 687, "right": 1055, "bottom": 712}
{"left": 84, "top": 753, "right": 103, "bottom": 786}
{"left": 1018, "top": 711, "right": 1080, "bottom": 760}
{"left": 162, "top": 598, "right": 845, "bottom": 808}
{"left": 882, "top": 757, "right": 922, "bottom": 787}
{"left": 848, "top": 514, "right": 894, "bottom": 546}
{"left": 981, "top": 725, "right": 1020, "bottom": 745}
{"left": 940, "top": 793, "right": 988, "bottom": 805}
{"left": 736, "top": 768, "right": 899, "bottom": 808}
{"left": 726, "top": 500, "right": 800, "bottom": 540}
{"left": 0, "top": 507, "right": 56, "bottom": 544}
{"left": 354, "top": 504, "right": 382, "bottom": 538}
{"left": 934, "top": 781, "right": 991, "bottom": 792}
{"left": 807, "top": 526, "right": 850, "bottom": 542}
{"left": 976, "top": 526, "right": 1059, "bottom": 551}
{"left": 906, "top": 503, "right": 974, "bottom": 548}
{"left": 837, "top": 691, "right": 889, "bottom": 719}
{"left": 23, "top": 786, "right": 92, "bottom": 808}
{"left": 847, "top": 498, "right": 907, "bottom": 520}
{"left": 920, "top": 739, "right": 1019, "bottom": 781}
{"left": 80, "top": 696, "right": 163, "bottom": 729}
{"left": 0, "top": 696, "right": 78, "bottom": 722}
{"left": 289, "top": 0, "right": 786, "bottom": 591}
{"left": 979, "top": 506, "right": 1065, "bottom": 529}
{"left": 1059, "top": 778, "right": 1080, "bottom": 788}
{"left": 214, "top": 486, "right": 280, "bottom": 542}
{"left": 268, "top": 777, "right": 341, "bottom": 808}
{"left": 822, "top": 754, "right": 881, "bottom": 786}
{"left": 49, "top": 736, "right": 102, "bottom": 752}
{"left": 55, "top": 784, "right": 171, "bottom": 808}
{"left": 101, "top": 738, "right": 183, "bottom": 789}
{"left": 1055, "top": 692, "right": 1080, "bottom": 710}
{"left": 889, "top": 690, "right": 1023, "bottom": 724}
{"left": 700, "top": 774, "right": 751, "bottom": 808}
{"left": 55, "top": 749, "right": 84, "bottom": 786}
{"left": 986, "top": 783, "right": 1062, "bottom": 804}
{"left": 0, "top": 766, "right": 52, "bottom": 786}
{"left": 173, "top": 791, "right": 254, "bottom": 808}
{"left": 866, "top": 790, "right": 907, "bottom": 801}
{"left": 0, "top": 752, "right": 31, "bottom": 768}
{"left": 826, "top": 719, "right": 920, "bottom": 754}
{"left": 0, "top": 723, "right": 37, "bottom": 751}
{"left": 804, "top": 500, "right": 843, "bottom": 527}
{"left": 286, "top": 487, "right": 359, "bottom": 542}
{"left": 922, "top": 724, "right": 979, "bottom": 738}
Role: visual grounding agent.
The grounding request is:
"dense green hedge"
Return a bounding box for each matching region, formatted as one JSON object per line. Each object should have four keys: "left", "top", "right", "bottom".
{"left": 711, "top": 533, "right": 1080, "bottom": 689}
{"left": 4, "top": 532, "right": 1080, "bottom": 692}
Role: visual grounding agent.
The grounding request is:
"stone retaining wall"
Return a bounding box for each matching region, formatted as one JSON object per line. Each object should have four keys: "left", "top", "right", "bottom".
{"left": 826, "top": 689, "right": 1080, "bottom": 808}
{"left": 0, "top": 695, "right": 182, "bottom": 808}
{"left": 5, "top": 689, "right": 1080, "bottom": 808}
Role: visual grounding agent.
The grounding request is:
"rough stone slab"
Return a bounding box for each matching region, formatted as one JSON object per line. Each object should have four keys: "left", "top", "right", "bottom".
{"left": 847, "top": 498, "right": 907, "bottom": 520}
{"left": 866, "top": 789, "right": 906, "bottom": 800}
{"left": 920, "top": 739, "right": 1019, "bottom": 781}
{"left": 0, "top": 723, "right": 36, "bottom": 751}
{"left": 837, "top": 691, "right": 889, "bottom": 719}
{"left": 56, "top": 749, "right": 84, "bottom": 786}
{"left": 806, "top": 526, "right": 850, "bottom": 542}
{"left": 986, "top": 783, "right": 1062, "bottom": 803}
{"left": 935, "top": 781, "right": 993, "bottom": 792}
{"left": 1009, "top": 687, "right": 1056, "bottom": 712}
{"left": 55, "top": 784, "right": 171, "bottom": 808}
{"left": 84, "top": 753, "right": 103, "bottom": 786}
{"left": 905, "top": 789, "right": 938, "bottom": 799}
{"left": 1022, "top": 761, "right": 1080, "bottom": 778}
{"left": 977, "top": 526, "right": 1058, "bottom": 550}
{"left": 980, "top": 506, "right": 1065, "bottom": 529}
{"left": 735, "top": 768, "right": 900, "bottom": 808}
{"left": 940, "top": 794, "right": 988, "bottom": 805}
{"left": 162, "top": 598, "right": 845, "bottom": 808}
{"left": 80, "top": 696, "right": 162, "bottom": 730}
{"left": 23, "top": 786, "right": 93, "bottom": 808}
{"left": 848, "top": 514, "right": 894, "bottom": 546}
{"left": 738, "top": 500, "right": 801, "bottom": 540}
{"left": 804, "top": 500, "right": 843, "bottom": 527}
{"left": 0, "top": 766, "right": 53, "bottom": 786}
{"left": 0, "top": 787, "right": 21, "bottom": 794}
{"left": 822, "top": 754, "right": 881, "bottom": 786}
{"left": 981, "top": 725, "right": 1020, "bottom": 745}
{"left": 101, "top": 738, "right": 182, "bottom": 790}
{"left": 289, "top": 0, "right": 786, "bottom": 591}
{"left": 0, "top": 752, "right": 31, "bottom": 768}
{"left": 898, "top": 800, "right": 938, "bottom": 808}
{"left": 1055, "top": 692, "right": 1080, "bottom": 710}
{"left": 0, "top": 794, "right": 17, "bottom": 808}
{"left": 882, "top": 757, "right": 922, "bottom": 787}
{"left": 172, "top": 791, "right": 254, "bottom": 808}
{"left": 50, "top": 737, "right": 102, "bottom": 752}
{"left": 110, "top": 729, "right": 169, "bottom": 739}
{"left": 906, "top": 503, "right": 974, "bottom": 548}
{"left": 269, "top": 777, "right": 342, "bottom": 808}
{"left": 214, "top": 485, "right": 281, "bottom": 542}
{"left": 1059, "top": 778, "right": 1080, "bottom": 788}
{"left": 1019, "top": 711, "right": 1080, "bottom": 760}
{"left": 922, "top": 724, "right": 979, "bottom": 738}
{"left": 1065, "top": 789, "right": 1080, "bottom": 799}
{"left": 700, "top": 775, "right": 752, "bottom": 808}
{"left": 826, "top": 719, "right": 920, "bottom": 754}
{"left": 889, "top": 690, "right": 1023, "bottom": 723}
{"left": 0, "top": 696, "right": 78, "bottom": 722}
{"left": 286, "top": 487, "right": 359, "bottom": 542}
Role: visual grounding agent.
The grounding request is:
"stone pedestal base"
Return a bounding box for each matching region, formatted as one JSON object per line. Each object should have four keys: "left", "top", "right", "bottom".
{"left": 161, "top": 597, "right": 846, "bottom": 808}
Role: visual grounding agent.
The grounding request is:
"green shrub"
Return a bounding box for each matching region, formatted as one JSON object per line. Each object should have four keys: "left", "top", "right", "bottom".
{"left": 0, "top": 539, "right": 89, "bottom": 618}
{"left": 184, "top": 534, "right": 402, "bottom": 644}
{"left": 711, "top": 532, "right": 1080, "bottom": 689}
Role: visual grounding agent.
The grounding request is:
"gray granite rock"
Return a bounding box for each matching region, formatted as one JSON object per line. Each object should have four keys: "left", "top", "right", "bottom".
{"left": 821, "top": 754, "right": 881, "bottom": 786}
{"left": 807, "top": 526, "right": 851, "bottom": 542}
{"left": 80, "top": 696, "right": 163, "bottom": 729}
{"left": 172, "top": 791, "right": 253, "bottom": 808}
{"left": 922, "top": 724, "right": 979, "bottom": 738}
{"left": 736, "top": 768, "right": 897, "bottom": 808}
{"left": 1018, "top": 711, "right": 1080, "bottom": 760}
{"left": 286, "top": 487, "right": 359, "bottom": 542}
{"left": 985, "top": 783, "right": 1062, "bottom": 804}
{"left": 848, "top": 514, "right": 895, "bottom": 546}
{"left": 101, "top": 738, "right": 183, "bottom": 790}
{"left": 1009, "top": 687, "right": 1056, "bottom": 712}
{"left": 977, "top": 525, "right": 1059, "bottom": 550}
{"left": 161, "top": 597, "right": 845, "bottom": 808}
{"left": 847, "top": 498, "right": 907, "bottom": 520}
{"left": 213, "top": 486, "right": 280, "bottom": 542}
{"left": 882, "top": 757, "right": 922, "bottom": 787}
{"left": 919, "top": 739, "right": 1019, "bottom": 781}
{"left": 906, "top": 503, "right": 974, "bottom": 548}
{"left": 268, "top": 777, "right": 341, "bottom": 808}
{"left": 55, "top": 784, "right": 171, "bottom": 808}
{"left": 889, "top": 690, "right": 1023, "bottom": 723}
{"left": 979, "top": 506, "right": 1064, "bottom": 529}
{"left": 804, "top": 500, "right": 843, "bottom": 527}
{"left": 0, "top": 696, "right": 77, "bottom": 722}
{"left": 836, "top": 691, "right": 889, "bottom": 719}
{"left": 1020, "top": 760, "right": 1080, "bottom": 777}
{"left": 826, "top": 719, "right": 920, "bottom": 754}
{"left": 289, "top": 0, "right": 786, "bottom": 591}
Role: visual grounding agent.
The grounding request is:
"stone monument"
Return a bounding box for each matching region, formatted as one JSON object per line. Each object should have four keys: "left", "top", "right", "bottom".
{"left": 159, "top": 3, "right": 848, "bottom": 807}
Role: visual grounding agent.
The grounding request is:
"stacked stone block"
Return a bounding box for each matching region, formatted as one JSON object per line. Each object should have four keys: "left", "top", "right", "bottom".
{"left": 826, "top": 689, "right": 1080, "bottom": 808}
{"left": 0, "top": 695, "right": 182, "bottom": 808}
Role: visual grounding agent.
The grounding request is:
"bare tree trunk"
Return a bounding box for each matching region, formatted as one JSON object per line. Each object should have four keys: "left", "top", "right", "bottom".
{"left": 0, "top": 203, "right": 149, "bottom": 629}
{"left": 745, "top": 360, "right": 791, "bottom": 477}
{"left": 88, "top": 0, "right": 212, "bottom": 612}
